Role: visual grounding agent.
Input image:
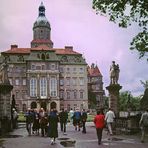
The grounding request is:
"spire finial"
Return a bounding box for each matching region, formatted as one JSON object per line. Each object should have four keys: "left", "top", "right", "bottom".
{"left": 39, "top": 1, "right": 45, "bottom": 16}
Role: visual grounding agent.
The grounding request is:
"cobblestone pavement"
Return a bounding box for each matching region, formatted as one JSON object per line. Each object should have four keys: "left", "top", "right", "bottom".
{"left": 1, "top": 122, "right": 148, "bottom": 148}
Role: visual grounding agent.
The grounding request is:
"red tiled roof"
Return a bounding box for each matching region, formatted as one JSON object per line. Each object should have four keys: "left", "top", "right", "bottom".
{"left": 31, "top": 39, "right": 53, "bottom": 44}
{"left": 54, "top": 48, "right": 81, "bottom": 55}
{"left": 87, "top": 65, "right": 102, "bottom": 76}
{"left": 2, "top": 45, "right": 81, "bottom": 55}
{"left": 3, "top": 48, "right": 31, "bottom": 54}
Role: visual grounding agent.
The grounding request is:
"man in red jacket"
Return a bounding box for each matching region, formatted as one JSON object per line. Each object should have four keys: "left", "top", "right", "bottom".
{"left": 94, "top": 109, "right": 105, "bottom": 145}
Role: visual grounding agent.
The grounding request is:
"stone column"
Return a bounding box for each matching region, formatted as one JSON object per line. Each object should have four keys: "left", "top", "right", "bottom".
{"left": 106, "top": 84, "right": 122, "bottom": 115}
{"left": 0, "top": 83, "right": 13, "bottom": 135}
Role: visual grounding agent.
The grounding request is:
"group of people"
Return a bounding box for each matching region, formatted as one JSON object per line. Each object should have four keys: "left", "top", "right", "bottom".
{"left": 24, "top": 107, "right": 148, "bottom": 145}
{"left": 94, "top": 107, "right": 148, "bottom": 145}
{"left": 25, "top": 107, "right": 58, "bottom": 145}
{"left": 24, "top": 107, "right": 88, "bottom": 145}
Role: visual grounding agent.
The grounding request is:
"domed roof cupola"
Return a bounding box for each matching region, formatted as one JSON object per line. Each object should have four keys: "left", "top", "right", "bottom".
{"left": 31, "top": 2, "right": 53, "bottom": 48}
{"left": 33, "top": 2, "right": 50, "bottom": 29}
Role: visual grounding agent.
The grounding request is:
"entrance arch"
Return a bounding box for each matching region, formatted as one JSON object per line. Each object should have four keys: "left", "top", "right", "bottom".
{"left": 31, "top": 101, "right": 37, "bottom": 109}
{"left": 50, "top": 102, "right": 56, "bottom": 109}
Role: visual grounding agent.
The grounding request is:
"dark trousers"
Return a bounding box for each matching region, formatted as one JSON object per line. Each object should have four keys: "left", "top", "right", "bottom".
{"left": 40, "top": 124, "right": 47, "bottom": 136}
{"left": 60, "top": 122, "right": 66, "bottom": 132}
{"left": 82, "top": 121, "right": 86, "bottom": 133}
{"left": 96, "top": 128, "right": 103, "bottom": 143}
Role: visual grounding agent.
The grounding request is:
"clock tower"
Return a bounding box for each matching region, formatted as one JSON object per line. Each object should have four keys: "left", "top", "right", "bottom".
{"left": 31, "top": 2, "right": 53, "bottom": 48}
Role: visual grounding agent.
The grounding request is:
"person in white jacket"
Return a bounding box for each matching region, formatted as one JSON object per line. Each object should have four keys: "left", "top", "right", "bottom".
{"left": 105, "top": 108, "right": 115, "bottom": 135}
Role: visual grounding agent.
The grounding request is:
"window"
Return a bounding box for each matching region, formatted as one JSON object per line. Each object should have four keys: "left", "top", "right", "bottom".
{"left": 66, "top": 91, "right": 70, "bottom": 99}
{"left": 60, "top": 78, "right": 64, "bottom": 86}
{"left": 15, "top": 78, "right": 20, "bottom": 86}
{"left": 41, "top": 65, "right": 45, "bottom": 70}
{"left": 79, "top": 77, "right": 84, "bottom": 86}
{"left": 22, "top": 79, "right": 26, "bottom": 85}
{"left": 60, "top": 91, "right": 64, "bottom": 99}
{"left": 80, "top": 91, "right": 83, "bottom": 99}
{"left": 51, "top": 64, "right": 55, "bottom": 70}
{"left": 30, "top": 78, "right": 37, "bottom": 97}
{"left": 79, "top": 67, "right": 84, "bottom": 73}
{"left": 74, "top": 104, "right": 77, "bottom": 110}
{"left": 36, "top": 65, "right": 41, "bottom": 70}
{"left": 73, "top": 67, "right": 77, "bottom": 73}
{"left": 59, "top": 67, "right": 64, "bottom": 73}
{"left": 72, "top": 78, "right": 77, "bottom": 86}
{"left": 31, "top": 64, "right": 35, "bottom": 70}
{"left": 66, "top": 78, "right": 70, "bottom": 86}
{"left": 50, "top": 77, "right": 57, "bottom": 97}
{"left": 67, "top": 67, "right": 70, "bottom": 73}
{"left": 74, "top": 90, "right": 77, "bottom": 99}
{"left": 40, "top": 77, "right": 47, "bottom": 98}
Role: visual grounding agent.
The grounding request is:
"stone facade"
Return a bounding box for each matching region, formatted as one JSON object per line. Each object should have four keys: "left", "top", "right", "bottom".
{"left": 0, "top": 3, "right": 89, "bottom": 112}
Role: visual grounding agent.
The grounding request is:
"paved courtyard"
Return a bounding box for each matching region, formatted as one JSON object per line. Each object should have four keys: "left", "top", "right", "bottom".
{"left": 0, "top": 122, "right": 148, "bottom": 148}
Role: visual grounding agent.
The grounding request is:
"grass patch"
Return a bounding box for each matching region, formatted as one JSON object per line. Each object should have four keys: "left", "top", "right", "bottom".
{"left": 18, "top": 112, "right": 26, "bottom": 122}
{"left": 87, "top": 114, "right": 95, "bottom": 122}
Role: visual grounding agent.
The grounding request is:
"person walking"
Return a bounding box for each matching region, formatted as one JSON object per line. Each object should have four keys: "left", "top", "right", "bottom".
{"left": 73, "top": 108, "right": 81, "bottom": 131}
{"left": 59, "top": 108, "right": 68, "bottom": 134}
{"left": 105, "top": 108, "right": 115, "bottom": 135}
{"left": 48, "top": 108, "right": 59, "bottom": 145}
{"left": 139, "top": 108, "right": 148, "bottom": 143}
{"left": 12, "top": 108, "right": 18, "bottom": 129}
{"left": 24, "top": 108, "right": 34, "bottom": 136}
{"left": 69, "top": 108, "right": 74, "bottom": 124}
{"left": 81, "top": 109, "right": 87, "bottom": 133}
{"left": 39, "top": 108, "right": 48, "bottom": 137}
{"left": 94, "top": 109, "right": 105, "bottom": 145}
{"left": 32, "top": 108, "right": 40, "bottom": 135}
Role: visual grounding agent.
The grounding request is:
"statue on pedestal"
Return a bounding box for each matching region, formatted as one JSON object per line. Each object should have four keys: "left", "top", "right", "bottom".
{"left": 109, "top": 61, "right": 120, "bottom": 85}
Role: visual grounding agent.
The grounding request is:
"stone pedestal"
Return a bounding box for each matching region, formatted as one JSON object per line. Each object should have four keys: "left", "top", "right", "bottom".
{"left": 0, "top": 83, "right": 13, "bottom": 135}
{"left": 106, "top": 84, "right": 122, "bottom": 115}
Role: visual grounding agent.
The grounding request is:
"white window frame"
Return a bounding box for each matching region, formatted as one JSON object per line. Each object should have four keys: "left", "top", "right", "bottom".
{"left": 40, "top": 77, "right": 47, "bottom": 98}
{"left": 30, "top": 78, "right": 37, "bottom": 97}
{"left": 50, "top": 76, "right": 57, "bottom": 97}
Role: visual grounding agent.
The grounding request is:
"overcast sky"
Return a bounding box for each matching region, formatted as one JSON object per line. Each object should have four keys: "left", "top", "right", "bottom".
{"left": 0, "top": 0, "right": 147, "bottom": 97}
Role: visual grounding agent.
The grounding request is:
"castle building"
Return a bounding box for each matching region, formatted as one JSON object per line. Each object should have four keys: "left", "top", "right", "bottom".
{"left": 0, "top": 3, "right": 104, "bottom": 112}
{"left": 87, "top": 63, "right": 105, "bottom": 109}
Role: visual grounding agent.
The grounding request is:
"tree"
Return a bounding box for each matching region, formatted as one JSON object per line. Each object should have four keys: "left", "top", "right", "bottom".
{"left": 140, "top": 80, "right": 148, "bottom": 89}
{"left": 140, "top": 80, "right": 148, "bottom": 109}
{"left": 93, "top": 0, "right": 148, "bottom": 60}
{"left": 119, "top": 91, "right": 140, "bottom": 111}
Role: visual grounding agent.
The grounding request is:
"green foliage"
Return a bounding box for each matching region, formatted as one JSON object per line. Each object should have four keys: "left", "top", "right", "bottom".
{"left": 119, "top": 91, "right": 140, "bottom": 111}
{"left": 140, "top": 88, "right": 148, "bottom": 109}
{"left": 88, "top": 90, "right": 97, "bottom": 108}
{"left": 93, "top": 0, "right": 148, "bottom": 60}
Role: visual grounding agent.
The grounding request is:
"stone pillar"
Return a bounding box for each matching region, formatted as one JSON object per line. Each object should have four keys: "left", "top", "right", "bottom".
{"left": 106, "top": 84, "right": 122, "bottom": 115}
{"left": 0, "top": 83, "right": 13, "bottom": 135}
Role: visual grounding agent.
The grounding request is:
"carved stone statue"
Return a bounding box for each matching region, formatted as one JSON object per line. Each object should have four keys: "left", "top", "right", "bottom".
{"left": 109, "top": 61, "right": 120, "bottom": 84}
{"left": 0, "top": 62, "right": 9, "bottom": 84}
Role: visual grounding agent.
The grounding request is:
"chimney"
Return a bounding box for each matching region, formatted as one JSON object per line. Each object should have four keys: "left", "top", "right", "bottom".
{"left": 11, "top": 44, "right": 18, "bottom": 49}
{"left": 65, "top": 46, "right": 73, "bottom": 50}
